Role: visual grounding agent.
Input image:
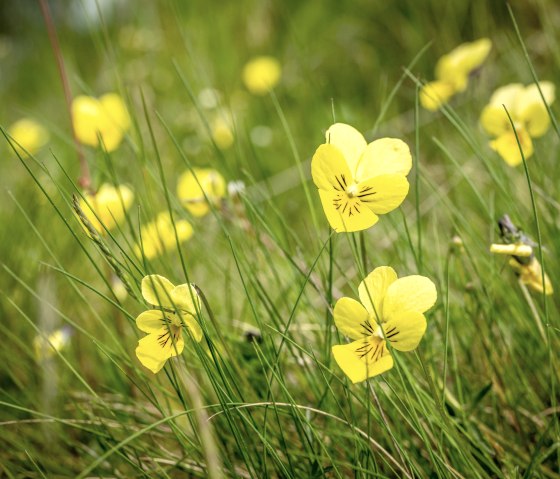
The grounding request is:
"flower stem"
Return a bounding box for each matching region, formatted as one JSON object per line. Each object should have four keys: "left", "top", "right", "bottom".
{"left": 38, "top": 0, "right": 90, "bottom": 192}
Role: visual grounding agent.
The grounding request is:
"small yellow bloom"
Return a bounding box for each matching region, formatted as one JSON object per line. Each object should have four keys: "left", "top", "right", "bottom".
{"left": 420, "top": 38, "right": 491, "bottom": 111}
{"left": 480, "top": 82, "right": 555, "bottom": 166}
{"left": 33, "top": 327, "right": 71, "bottom": 360}
{"left": 177, "top": 168, "right": 226, "bottom": 217}
{"left": 211, "top": 117, "right": 234, "bottom": 150}
{"left": 7, "top": 119, "right": 49, "bottom": 156}
{"left": 78, "top": 183, "right": 134, "bottom": 234}
{"left": 72, "top": 93, "right": 131, "bottom": 152}
{"left": 311, "top": 123, "right": 412, "bottom": 232}
{"left": 135, "top": 275, "right": 203, "bottom": 373}
{"left": 492, "top": 215, "right": 553, "bottom": 295}
{"left": 242, "top": 56, "right": 281, "bottom": 95}
{"left": 332, "top": 266, "right": 437, "bottom": 383}
{"left": 135, "top": 211, "right": 193, "bottom": 260}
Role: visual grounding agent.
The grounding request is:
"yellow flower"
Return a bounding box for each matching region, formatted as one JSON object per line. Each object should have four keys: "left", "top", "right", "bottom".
{"left": 72, "top": 93, "right": 131, "bottom": 152}
{"left": 212, "top": 117, "right": 234, "bottom": 150}
{"left": 79, "top": 183, "right": 134, "bottom": 234}
{"left": 242, "top": 56, "right": 281, "bottom": 95}
{"left": 332, "top": 266, "right": 437, "bottom": 383}
{"left": 33, "top": 327, "right": 71, "bottom": 360}
{"left": 134, "top": 211, "right": 193, "bottom": 260}
{"left": 135, "top": 275, "right": 203, "bottom": 373}
{"left": 491, "top": 214, "right": 553, "bottom": 295}
{"left": 420, "top": 38, "right": 491, "bottom": 111}
{"left": 480, "top": 82, "right": 555, "bottom": 166}
{"left": 7, "top": 119, "right": 49, "bottom": 156}
{"left": 311, "top": 123, "right": 412, "bottom": 232}
{"left": 177, "top": 168, "right": 226, "bottom": 217}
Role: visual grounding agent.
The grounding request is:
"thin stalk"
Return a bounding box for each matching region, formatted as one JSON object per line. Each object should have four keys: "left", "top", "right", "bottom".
{"left": 38, "top": 0, "right": 89, "bottom": 191}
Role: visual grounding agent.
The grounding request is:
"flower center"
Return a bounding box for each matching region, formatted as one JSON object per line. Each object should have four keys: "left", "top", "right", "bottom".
{"left": 346, "top": 183, "right": 359, "bottom": 198}
{"left": 373, "top": 324, "right": 385, "bottom": 339}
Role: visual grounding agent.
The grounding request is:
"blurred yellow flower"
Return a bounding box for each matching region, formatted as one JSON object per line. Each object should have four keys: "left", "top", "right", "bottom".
{"left": 332, "top": 266, "right": 437, "bottom": 383}
{"left": 480, "top": 82, "right": 555, "bottom": 166}
{"left": 7, "top": 119, "right": 49, "bottom": 156}
{"left": 420, "top": 38, "right": 491, "bottom": 111}
{"left": 79, "top": 183, "right": 134, "bottom": 234}
{"left": 177, "top": 168, "right": 226, "bottom": 217}
{"left": 212, "top": 117, "right": 234, "bottom": 150}
{"left": 111, "top": 275, "right": 129, "bottom": 302}
{"left": 72, "top": 93, "right": 131, "bottom": 152}
{"left": 33, "top": 327, "right": 71, "bottom": 360}
{"left": 135, "top": 211, "right": 193, "bottom": 260}
{"left": 135, "top": 274, "right": 203, "bottom": 373}
{"left": 311, "top": 123, "right": 411, "bottom": 232}
{"left": 242, "top": 56, "right": 281, "bottom": 95}
{"left": 491, "top": 214, "right": 553, "bottom": 295}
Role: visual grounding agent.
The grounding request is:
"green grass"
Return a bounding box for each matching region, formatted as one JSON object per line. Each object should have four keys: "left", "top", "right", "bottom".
{"left": 1, "top": 0, "right": 560, "bottom": 477}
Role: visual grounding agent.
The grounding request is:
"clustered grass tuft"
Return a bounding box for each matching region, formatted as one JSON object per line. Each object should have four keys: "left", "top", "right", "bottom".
{"left": 1, "top": 1, "right": 559, "bottom": 477}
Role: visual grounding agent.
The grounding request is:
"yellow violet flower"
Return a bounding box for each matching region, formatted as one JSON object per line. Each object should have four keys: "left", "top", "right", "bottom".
{"left": 7, "top": 118, "right": 49, "bottom": 156}
{"left": 491, "top": 214, "right": 553, "bottom": 295}
{"left": 480, "top": 82, "right": 555, "bottom": 166}
{"left": 332, "top": 266, "right": 437, "bottom": 383}
{"left": 242, "top": 56, "right": 281, "bottom": 95}
{"left": 33, "top": 327, "right": 71, "bottom": 360}
{"left": 135, "top": 275, "right": 203, "bottom": 373}
{"left": 311, "top": 123, "right": 412, "bottom": 232}
{"left": 420, "top": 38, "right": 491, "bottom": 111}
{"left": 177, "top": 168, "right": 226, "bottom": 217}
{"left": 79, "top": 183, "right": 134, "bottom": 234}
{"left": 72, "top": 93, "right": 131, "bottom": 152}
{"left": 135, "top": 211, "right": 193, "bottom": 260}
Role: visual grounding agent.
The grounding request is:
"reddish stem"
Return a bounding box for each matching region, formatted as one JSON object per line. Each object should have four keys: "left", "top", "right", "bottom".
{"left": 38, "top": 0, "right": 91, "bottom": 192}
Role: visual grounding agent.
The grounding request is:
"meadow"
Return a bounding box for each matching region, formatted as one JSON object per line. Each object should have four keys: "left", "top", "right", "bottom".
{"left": 1, "top": 0, "right": 559, "bottom": 477}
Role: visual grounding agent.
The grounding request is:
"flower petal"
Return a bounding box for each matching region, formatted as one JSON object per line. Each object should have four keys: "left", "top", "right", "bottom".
{"left": 518, "top": 82, "right": 555, "bottom": 109}
{"left": 358, "top": 266, "right": 398, "bottom": 318}
{"left": 333, "top": 297, "right": 371, "bottom": 341}
{"left": 141, "top": 274, "right": 176, "bottom": 308}
{"left": 311, "top": 143, "right": 353, "bottom": 192}
{"left": 325, "top": 123, "right": 367, "bottom": 175}
{"left": 136, "top": 309, "right": 167, "bottom": 333}
{"left": 318, "top": 189, "right": 379, "bottom": 233}
{"left": 78, "top": 184, "right": 134, "bottom": 234}
{"left": 489, "top": 83, "right": 524, "bottom": 107}
{"left": 332, "top": 339, "right": 393, "bottom": 383}
{"left": 135, "top": 327, "right": 184, "bottom": 374}
{"left": 419, "top": 81, "right": 456, "bottom": 111}
{"left": 384, "top": 275, "right": 437, "bottom": 316}
{"left": 100, "top": 93, "right": 131, "bottom": 132}
{"left": 490, "top": 130, "right": 533, "bottom": 167}
{"left": 357, "top": 174, "right": 409, "bottom": 215}
{"left": 356, "top": 138, "right": 412, "bottom": 180}
{"left": 435, "top": 38, "right": 492, "bottom": 91}
{"left": 480, "top": 104, "right": 512, "bottom": 137}
{"left": 177, "top": 168, "right": 226, "bottom": 217}
{"left": 383, "top": 311, "right": 427, "bottom": 351}
{"left": 171, "top": 283, "right": 201, "bottom": 314}
{"left": 180, "top": 313, "right": 204, "bottom": 342}
{"left": 517, "top": 102, "right": 551, "bottom": 138}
